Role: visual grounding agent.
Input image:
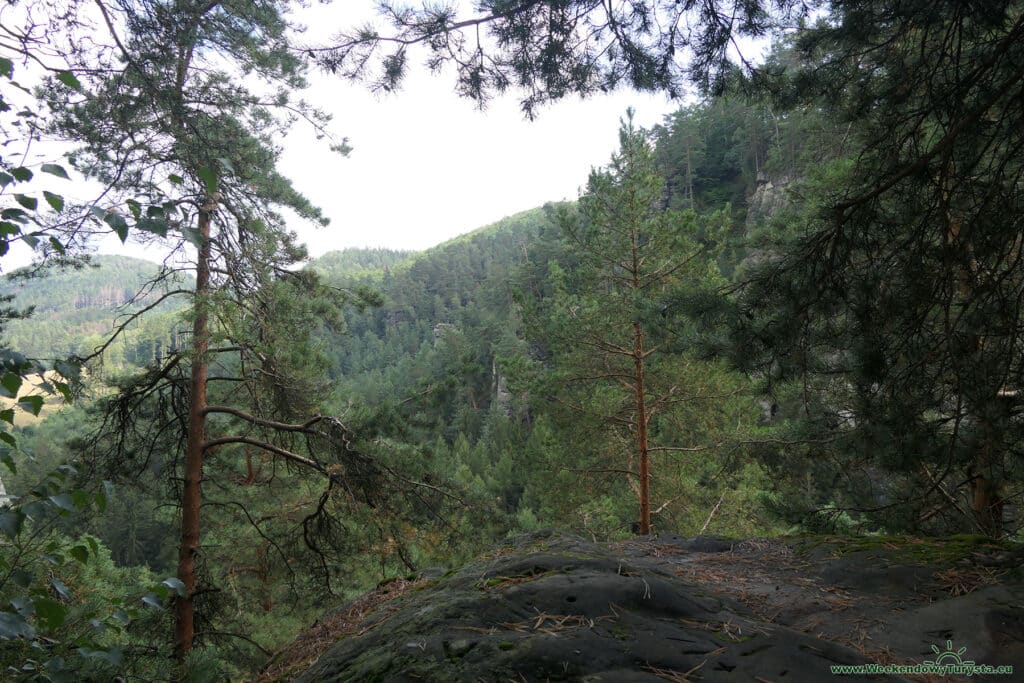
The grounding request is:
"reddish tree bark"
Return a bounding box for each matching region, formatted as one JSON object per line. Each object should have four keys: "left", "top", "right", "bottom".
{"left": 174, "top": 197, "right": 213, "bottom": 664}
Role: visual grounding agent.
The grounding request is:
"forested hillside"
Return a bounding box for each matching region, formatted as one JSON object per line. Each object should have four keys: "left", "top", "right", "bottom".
{"left": 0, "top": 255, "right": 188, "bottom": 369}
{"left": 4, "top": 84, "right": 1020, "bottom": 681}
{"left": 2, "top": 1, "right": 1022, "bottom": 681}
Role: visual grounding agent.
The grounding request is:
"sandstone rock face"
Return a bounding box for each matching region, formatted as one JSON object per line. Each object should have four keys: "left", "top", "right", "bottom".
{"left": 744, "top": 174, "right": 793, "bottom": 233}
{"left": 279, "top": 532, "right": 1023, "bottom": 682}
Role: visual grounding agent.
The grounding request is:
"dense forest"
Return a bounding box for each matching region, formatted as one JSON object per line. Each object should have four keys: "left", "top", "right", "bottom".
{"left": 1, "top": 1, "right": 1022, "bottom": 680}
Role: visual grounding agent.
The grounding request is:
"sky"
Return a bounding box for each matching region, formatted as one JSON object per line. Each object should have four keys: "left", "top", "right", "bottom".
{"left": 277, "top": 73, "right": 678, "bottom": 256}
{"left": 2, "top": 2, "right": 694, "bottom": 268}
{"left": 275, "top": 4, "right": 682, "bottom": 257}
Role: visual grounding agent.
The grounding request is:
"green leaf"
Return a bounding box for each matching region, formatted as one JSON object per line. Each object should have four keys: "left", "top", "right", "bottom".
{"left": 0, "top": 408, "right": 15, "bottom": 425}
{"left": 162, "top": 577, "right": 186, "bottom": 597}
{"left": 17, "top": 395, "right": 43, "bottom": 416}
{"left": 71, "top": 489, "right": 90, "bottom": 509}
{"left": 0, "top": 56, "right": 12, "bottom": 79}
{"left": 0, "top": 510, "right": 24, "bottom": 539}
{"left": 55, "top": 70, "right": 81, "bottom": 90}
{"left": 0, "top": 172, "right": 13, "bottom": 188}
{"left": 40, "top": 163, "right": 70, "bottom": 180}
{"left": 196, "top": 166, "right": 217, "bottom": 194}
{"left": 48, "top": 493, "right": 75, "bottom": 512}
{"left": 43, "top": 191, "right": 64, "bottom": 212}
{"left": 141, "top": 593, "right": 163, "bottom": 610}
{"left": 54, "top": 361, "right": 82, "bottom": 383}
{"left": 78, "top": 647, "right": 123, "bottom": 667}
{"left": 136, "top": 218, "right": 167, "bottom": 237}
{"left": 94, "top": 489, "right": 106, "bottom": 513}
{"left": 11, "top": 569, "right": 33, "bottom": 588}
{"left": 22, "top": 501, "right": 47, "bottom": 520}
{"left": 11, "top": 596, "right": 31, "bottom": 615}
{"left": 49, "top": 237, "right": 65, "bottom": 255}
{"left": 0, "top": 221, "right": 20, "bottom": 237}
{"left": 0, "top": 611, "right": 35, "bottom": 639}
{"left": 9, "top": 167, "right": 32, "bottom": 182}
{"left": 21, "top": 233, "right": 38, "bottom": 249}
{"left": 69, "top": 545, "right": 89, "bottom": 565}
{"left": 126, "top": 199, "right": 141, "bottom": 219}
{"left": 181, "top": 226, "right": 203, "bottom": 248}
{"left": 2, "top": 209, "right": 28, "bottom": 224}
{"left": 0, "top": 447, "right": 17, "bottom": 473}
{"left": 53, "top": 380, "right": 72, "bottom": 402}
{"left": 104, "top": 213, "right": 129, "bottom": 242}
{"left": 33, "top": 597, "right": 66, "bottom": 629}
{"left": 13, "top": 195, "right": 37, "bottom": 211}
{"left": 0, "top": 432, "right": 16, "bottom": 448}
{"left": 1, "top": 372, "right": 22, "bottom": 397}
{"left": 50, "top": 578, "right": 70, "bottom": 600}
{"left": 168, "top": 173, "right": 183, "bottom": 185}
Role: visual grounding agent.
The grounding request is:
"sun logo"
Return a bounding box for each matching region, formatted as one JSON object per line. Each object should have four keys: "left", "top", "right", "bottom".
{"left": 923, "top": 640, "right": 976, "bottom": 667}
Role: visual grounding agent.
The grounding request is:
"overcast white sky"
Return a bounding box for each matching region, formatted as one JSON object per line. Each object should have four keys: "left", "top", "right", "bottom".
{"left": 276, "top": 3, "right": 681, "bottom": 256}
{"left": 3, "top": 2, "right": 701, "bottom": 268}
{"left": 279, "top": 74, "right": 677, "bottom": 256}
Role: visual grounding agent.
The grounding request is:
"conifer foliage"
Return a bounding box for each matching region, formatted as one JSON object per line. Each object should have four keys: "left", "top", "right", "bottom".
{"left": 38, "top": 0, "right": 372, "bottom": 666}
{"left": 542, "top": 112, "right": 720, "bottom": 535}
{"left": 722, "top": 1, "right": 1024, "bottom": 537}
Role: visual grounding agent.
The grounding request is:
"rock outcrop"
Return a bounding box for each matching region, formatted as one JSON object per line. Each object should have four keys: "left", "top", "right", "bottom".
{"left": 744, "top": 173, "right": 793, "bottom": 233}
{"left": 267, "top": 532, "right": 1023, "bottom": 682}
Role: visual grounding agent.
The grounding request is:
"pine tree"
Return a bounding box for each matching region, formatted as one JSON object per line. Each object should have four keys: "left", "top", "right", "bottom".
{"left": 315, "top": 0, "right": 787, "bottom": 114}
{"left": 40, "top": 0, "right": 374, "bottom": 663}
{"left": 720, "top": 3, "right": 1024, "bottom": 537}
{"left": 543, "top": 112, "right": 718, "bottom": 535}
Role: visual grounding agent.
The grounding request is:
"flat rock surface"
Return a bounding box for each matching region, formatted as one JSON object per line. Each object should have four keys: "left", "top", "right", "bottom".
{"left": 267, "top": 532, "right": 1023, "bottom": 682}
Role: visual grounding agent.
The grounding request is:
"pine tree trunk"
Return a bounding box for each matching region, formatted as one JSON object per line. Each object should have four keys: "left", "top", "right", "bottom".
{"left": 972, "top": 415, "right": 1004, "bottom": 537}
{"left": 634, "top": 320, "right": 651, "bottom": 535}
{"left": 685, "top": 137, "right": 694, "bottom": 210}
{"left": 175, "top": 198, "right": 213, "bottom": 664}
{"left": 628, "top": 205, "right": 652, "bottom": 536}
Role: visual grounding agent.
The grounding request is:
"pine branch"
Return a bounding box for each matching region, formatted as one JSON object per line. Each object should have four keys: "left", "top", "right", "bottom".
{"left": 203, "top": 406, "right": 324, "bottom": 433}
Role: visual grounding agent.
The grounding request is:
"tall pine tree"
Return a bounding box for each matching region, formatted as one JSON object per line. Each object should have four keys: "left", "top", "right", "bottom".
{"left": 42, "top": 0, "right": 380, "bottom": 663}
{"left": 543, "top": 112, "right": 719, "bottom": 534}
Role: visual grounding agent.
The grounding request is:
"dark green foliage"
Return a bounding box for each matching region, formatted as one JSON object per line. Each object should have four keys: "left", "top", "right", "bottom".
{"left": 318, "top": 210, "right": 546, "bottom": 440}
{"left": 708, "top": 2, "right": 1024, "bottom": 537}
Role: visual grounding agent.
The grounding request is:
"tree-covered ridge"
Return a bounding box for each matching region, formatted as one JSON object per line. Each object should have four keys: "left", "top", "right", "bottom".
{"left": 310, "top": 247, "right": 415, "bottom": 280}
{"left": 320, "top": 209, "right": 545, "bottom": 411}
{"left": 0, "top": 255, "right": 188, "bottom": 367}
{"left": 2, "top": 255, "right": 162, "bottom": 313}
